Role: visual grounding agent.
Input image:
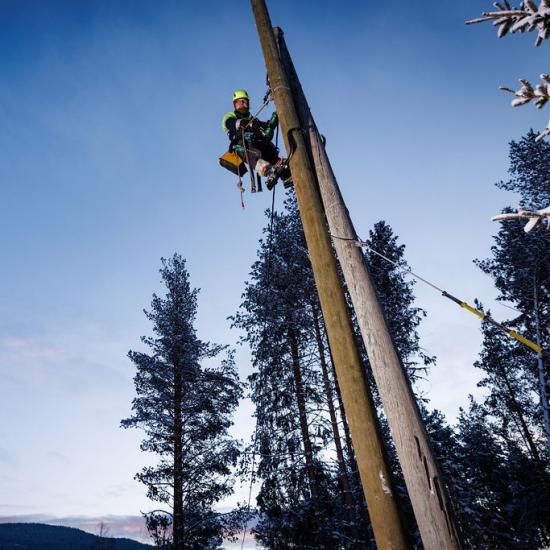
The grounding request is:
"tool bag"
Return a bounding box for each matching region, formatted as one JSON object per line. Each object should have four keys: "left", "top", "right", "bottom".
{"left": 219, "top": 150, "right": 248, "bottom": 176}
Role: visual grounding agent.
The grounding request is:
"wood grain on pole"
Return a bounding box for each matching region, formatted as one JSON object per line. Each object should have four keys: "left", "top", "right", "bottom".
{"left": 274, "top": 29, "right": 462, "bottom": 550}
{"left": 249, "top": 1, "right": 408, "bottom": 548}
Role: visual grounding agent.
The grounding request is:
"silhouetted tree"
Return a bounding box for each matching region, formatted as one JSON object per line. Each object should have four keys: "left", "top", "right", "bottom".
{"left": 122, "top": 254, "right": 242, "bottom": 549}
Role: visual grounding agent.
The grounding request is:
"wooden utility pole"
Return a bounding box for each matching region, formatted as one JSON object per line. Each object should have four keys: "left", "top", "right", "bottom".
{"left": 274, "top": 28, "right": 462, "bottom": 550}
{"left": 250, "top": 2, "right": 408, "bottom": 548}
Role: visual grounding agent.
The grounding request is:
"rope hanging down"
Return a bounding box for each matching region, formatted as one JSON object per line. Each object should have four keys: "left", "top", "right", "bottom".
{"left": 239, "top": 184, "right": 277, "bottom": 550}
{"left": 331, "top": 235, "right": 544, "bottom": 356}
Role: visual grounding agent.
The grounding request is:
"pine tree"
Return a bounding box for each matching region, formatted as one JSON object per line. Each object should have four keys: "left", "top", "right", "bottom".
{"left": 479, "top": 319, "right": 550, "bottom": 546}
{"left": 232, "top": 198, "right": 364, "bottom": 548}
{"left": 450, "top": 390, "right": 550, "bottom": 548}
{"left": 450, "top": 131, "right": 550, "bottom": 547}
{"left": 499, "top": 130, "right": 550, "bottom": 207}
{"left": 475, "top": 306, "right": 544, "bottom": 461}
{"left": 453, "top": 398, "right": 518, "bottom": 548}
{"left": 121, "top": 254, "right": 242, "bottom": 549}
{"left": 476, "top": 131, "right": 550, "bottom": 451}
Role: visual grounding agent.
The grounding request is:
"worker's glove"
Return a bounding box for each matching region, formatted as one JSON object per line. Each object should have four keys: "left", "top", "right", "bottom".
{"left": 244, "top": 132, "right": 254, "bottom": 143}
{"left": 267, "top": 112, "right": 278, "bottom": 128}
{"left": 233, "top": 144, "right": 245, "bottom": 156}
{"left": 263, "top": 127, "right": 274, "bottom": 140}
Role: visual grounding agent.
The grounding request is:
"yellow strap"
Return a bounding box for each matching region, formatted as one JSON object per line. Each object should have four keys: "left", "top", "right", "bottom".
{"left": 509, "top": 331, "right": 543, "bottom": 354}
{"left": 460, "top": 302, "right": 486, "bottom": 320}
{"left": 459, "top": 301, "right": 543, "bottom": 355}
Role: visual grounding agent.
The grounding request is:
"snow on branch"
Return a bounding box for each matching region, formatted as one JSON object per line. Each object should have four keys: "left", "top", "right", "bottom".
{"left": 466, "top": 1, "right": 550, "bottom": 46}
{"left": 500, "top": 75, "right": 550, "bottom": 108}
{"left": 500, "top": 75, "right": 550, "bottom": 140}
{"left": 466, "top": 2, "right": 550, "bottom": 140}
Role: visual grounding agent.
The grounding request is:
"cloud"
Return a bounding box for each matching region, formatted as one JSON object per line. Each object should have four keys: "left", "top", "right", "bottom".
{"left": 0, "top": 336, "right": 66, "bottom": 362}
{"left": 1, "top": 338, "right": 26, "bottom": 349}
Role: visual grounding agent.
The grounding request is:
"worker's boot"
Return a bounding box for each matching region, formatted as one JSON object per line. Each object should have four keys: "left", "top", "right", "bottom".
{"left": 265, "top": 161, "right": 292, "bottom": 190}
{"left": 265, "top": 165, "right": 281, "bottom": 190}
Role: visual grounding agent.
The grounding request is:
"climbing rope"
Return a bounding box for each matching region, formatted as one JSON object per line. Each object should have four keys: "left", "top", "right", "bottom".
{"left": 330, "top": 234, "right": 544, "bottom": 356}
{"left": 245, "top": 88, "right": 273, "bottom": 130}
{"left": 240, "top": 183, "right": 278, "bottom": 550}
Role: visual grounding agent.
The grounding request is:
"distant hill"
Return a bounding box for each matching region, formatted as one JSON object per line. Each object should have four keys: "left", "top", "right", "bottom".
{"left": 0, "top": 523, "right": 153, "bottom": 549}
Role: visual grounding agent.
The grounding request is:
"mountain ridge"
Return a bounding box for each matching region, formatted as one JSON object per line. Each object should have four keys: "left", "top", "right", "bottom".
{"left": 0, "top": 522, "right": 153, "bottom": 549}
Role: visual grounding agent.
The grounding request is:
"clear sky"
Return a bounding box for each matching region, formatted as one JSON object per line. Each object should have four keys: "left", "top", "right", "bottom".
{"left": 1, "top": 0, "right": 548, "bottom": 543}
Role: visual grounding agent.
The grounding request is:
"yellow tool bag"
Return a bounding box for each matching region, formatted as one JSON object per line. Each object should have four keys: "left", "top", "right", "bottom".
{"left": 219, "top": 150, "right": 248, "bottom": 176}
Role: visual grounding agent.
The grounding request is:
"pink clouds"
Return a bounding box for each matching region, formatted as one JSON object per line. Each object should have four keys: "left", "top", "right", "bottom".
{"left": 0, "top": 337, "right": 66, "bottom": 361}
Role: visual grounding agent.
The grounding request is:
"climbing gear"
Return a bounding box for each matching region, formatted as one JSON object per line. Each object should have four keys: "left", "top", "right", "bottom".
{"left": 492, "top": 204, "right": 550, "bottom": 233}
{"left": 265, "top": 167, "right": 278, "bottom": 190}
{"left": 232, "top": 89, "right": 250, "bottom": 102}
{"left": 233, "top": 144, "right": 245, "bottom": 156}
{"left": 241, "top": 133, "right": 258, "bottom": 193}
{"left": 274, "top": 123, "right": 293, "bottom": 189}
{"left": 235, "top": 117, "right": 251, "bottom": 131}
{"left": 440, "top": 290, "right": 544, "bottom": 355}
{"left": 330, "top": 234, "right": 545, "bottom": 356}
{"left": 286, "top": 126, "right": 305, "bottom": 163}
{"left": 219, "top": 150, "right": 248, "bottom": 177}
{"left": 237, "top": 176, "right": 245, "bottom": 210}
{"left": 265, "top": 160, "right": 292, "bottom": 191}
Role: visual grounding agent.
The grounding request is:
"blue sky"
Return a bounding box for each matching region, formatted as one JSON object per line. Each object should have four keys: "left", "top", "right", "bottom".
{"left": 1, "top": 0, "right": 548, "bottom": 542}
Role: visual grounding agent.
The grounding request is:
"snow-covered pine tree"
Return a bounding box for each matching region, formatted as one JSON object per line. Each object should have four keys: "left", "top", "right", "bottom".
{"left": 463, "top": 315, "right": 550, "bottom": 548}
{"left": 475, "top": 307, "right": 544, "bottom": 461}
{"left": 476, "top": 131, "right": 550, "bottom": 451}
{"left": 453, "top": 398, "right": 520, "bottom": 548}
{"left": 232, "top": 197, "right": 367, "bottom": 548}
{"left": 121, "top": 254, "right": 242, "bottom": 549}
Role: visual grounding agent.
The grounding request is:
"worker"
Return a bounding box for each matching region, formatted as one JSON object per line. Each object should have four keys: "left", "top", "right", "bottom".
{"left": 222, "top": 89, "right": 291, "bottom": 190}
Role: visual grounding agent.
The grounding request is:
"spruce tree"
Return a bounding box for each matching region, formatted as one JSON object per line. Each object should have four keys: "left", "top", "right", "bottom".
{"left": 121, "top": 254, "right": 242, "bottom": 549}
{"left": 476, "top": 131, "right": 550, "bottom": 451}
